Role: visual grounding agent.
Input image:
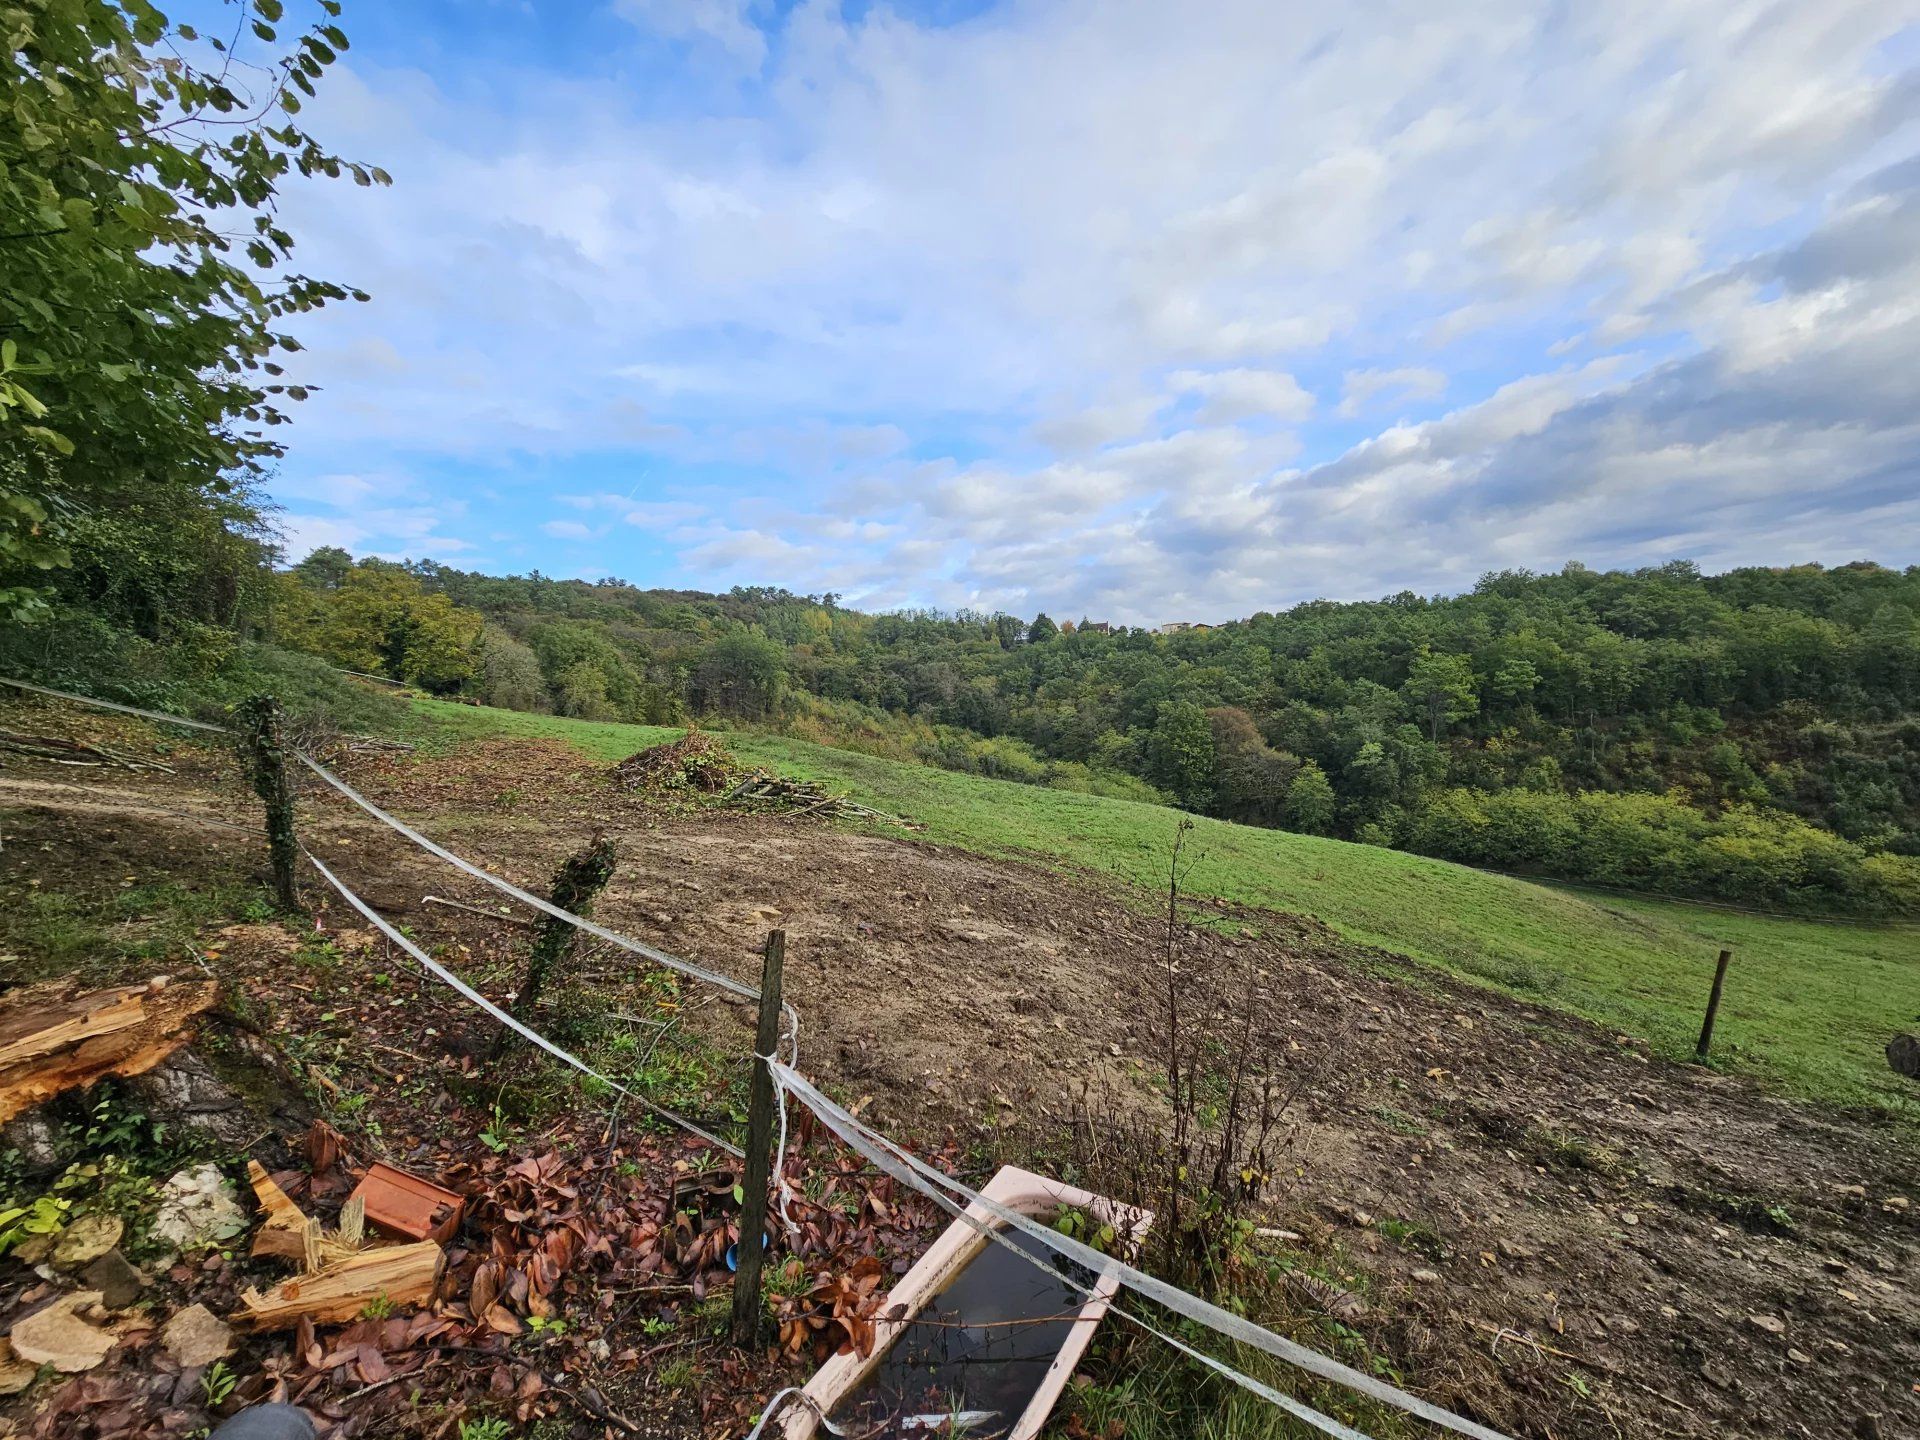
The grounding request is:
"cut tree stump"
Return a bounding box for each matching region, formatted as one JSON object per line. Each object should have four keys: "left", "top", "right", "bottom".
{"left": 231, "top": 1239, "right": 444, "bottom": 1330}
{"left": 0, "top": 977, "right": 219, "bottom": 1124}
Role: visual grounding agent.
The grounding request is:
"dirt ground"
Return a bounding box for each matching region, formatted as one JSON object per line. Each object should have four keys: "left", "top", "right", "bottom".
{"left": 2, "top": 710, "right": 1916, "bottom": 1440}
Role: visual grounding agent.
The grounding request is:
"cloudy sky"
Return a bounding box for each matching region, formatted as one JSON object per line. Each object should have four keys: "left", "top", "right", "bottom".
{"left": 259, "top": 0, "right": 1920, "bottom": 624}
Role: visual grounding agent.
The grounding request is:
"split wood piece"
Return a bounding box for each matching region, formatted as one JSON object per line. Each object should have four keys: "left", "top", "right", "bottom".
{"left": 232, "top": 1240, "right": 443, "bottom": 1330}
{"left": 247, "top": 1160, "right": 318, "bottom": 1265}
{"left": 349, "top": 1162, "right": 465, "bottom": 1244}
{"left": 0, "top": 977, "right": 219, "bottom": 1124}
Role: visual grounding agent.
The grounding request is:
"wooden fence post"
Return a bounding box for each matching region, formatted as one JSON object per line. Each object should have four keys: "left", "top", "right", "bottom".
{"left": 732, "top": 929, "right": 785, "bottom": 1347}
{"left": 1696, "top": 948, "right": 1733, "bottom": 1060}
{"left": 235, "top": 694, "right": 300, "bottom": 912}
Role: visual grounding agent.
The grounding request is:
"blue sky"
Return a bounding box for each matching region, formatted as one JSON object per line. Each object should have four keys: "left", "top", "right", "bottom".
{"left": 257, "top": 0, "right": 1920, "bottom": 624}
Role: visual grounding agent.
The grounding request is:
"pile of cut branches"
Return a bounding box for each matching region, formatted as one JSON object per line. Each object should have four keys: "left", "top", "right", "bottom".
{"left": 0, "top": 727, "right": 173, "bottom": 773}
{"left": 609, "top": 730, "right": 744, "bottom": 795}
{"left": 721, "top": 770, "right": 920, "bottom": 829}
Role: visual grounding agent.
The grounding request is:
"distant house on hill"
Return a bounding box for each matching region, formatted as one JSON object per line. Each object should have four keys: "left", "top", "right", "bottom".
{"left": 1157, "top": 621, "right": 1216, "bottom": 635}
{"left": 1079, "top": 620, "right": 1113, "bottom": 634}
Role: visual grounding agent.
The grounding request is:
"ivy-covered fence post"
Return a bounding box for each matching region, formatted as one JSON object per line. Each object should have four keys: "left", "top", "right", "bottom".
{"left": 235, "top": 694, "right": 301, "bottom": 912}
{"left": 496, "top": 834, "right": 619, "bottom": 1056}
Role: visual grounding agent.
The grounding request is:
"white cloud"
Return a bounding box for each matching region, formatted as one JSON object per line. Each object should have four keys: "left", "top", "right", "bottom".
{"left": 540, "top": 520, "right": 597, "bottom": 540}
{"left": 613, "top": 0, "right": 766, "bottom": 71}
{"left": 263, "top": 1, "right": 1920, "bottom": 615}
{"left": 1337, "top": 367, "right": 1448, "bottom": 419}
{"left": 1169, "top": 368, "right": 1315, "bottom": 424}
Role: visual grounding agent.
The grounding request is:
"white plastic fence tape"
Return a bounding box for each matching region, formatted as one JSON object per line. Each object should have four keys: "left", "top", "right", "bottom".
{"left": 304, "top": 848, "right": 743, "bottom": 1158}
{"left": 766, "top": 1061, "right": 1519, "bottom": 1440}
{"left": 0, "top": 676, "right": 228, "bottom": 732}
{"left": 294, "top": 751, "right": 762, "bottom": 1001}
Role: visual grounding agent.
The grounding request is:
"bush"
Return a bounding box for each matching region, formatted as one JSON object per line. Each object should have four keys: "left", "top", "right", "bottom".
{"left": 1399, "top": 783, "right": 1920, "bottom": 914}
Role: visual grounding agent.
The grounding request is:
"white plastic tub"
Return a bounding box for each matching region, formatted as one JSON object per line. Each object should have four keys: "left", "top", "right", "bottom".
{"left": 780, "top": 1165, "right": 1152, "bottom": 1440}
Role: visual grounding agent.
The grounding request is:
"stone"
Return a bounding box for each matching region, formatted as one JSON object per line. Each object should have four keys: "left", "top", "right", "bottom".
{"left": 9, "top": 1291, "right": 114, "bottom": 1372}
{"left": 1747, "top": 1313, "right": 1787, "bottom": 1335}
{"left": 1496, "top": 1238, "right": 1539, "bottom": 1260}
{"left": 1618, "top": 1211, "right": 1639, "bottom": 1226}
{"left": 51, "top": 1213, "right": 123, "bottom": 1268}
{"left": 0, "top": 1338, "right": 38, "bottom": 1395}
{"left": 128, "top": 1051, "right": 258, "bottom": 1149}
{"left": 0, "top": 1112, "right": 65, "bottom": 1179}
{"left": 1410, "top": 1268, "right": 1440, "bottom": 1284}
{"left": 1788, "top": 1348, "right": 1812, "bottom": 1364}
{"left": 210, "top": 1406, "right": 316, "bottom": 1440}
{"left": 1889, "top": 1034, "right": 1920, "bottom": 1080}
{"left": 152, "top": 1163, "right": 247, "bottom": 1254}
{"left": 82, "top": 1249, "right": 145, "bottom": 1310}
{"left": 162, "top": 1304, "right": 234, "bottom": 1368}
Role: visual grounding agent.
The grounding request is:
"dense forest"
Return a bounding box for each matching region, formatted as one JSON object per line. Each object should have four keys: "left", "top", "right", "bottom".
{"left": 14, "top": 523, "right": 1916, "bottom": 913}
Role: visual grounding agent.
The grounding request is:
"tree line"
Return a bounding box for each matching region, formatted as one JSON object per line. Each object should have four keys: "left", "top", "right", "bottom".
{"left": 234, "top": 549, "right": 1920, "bottom": 914}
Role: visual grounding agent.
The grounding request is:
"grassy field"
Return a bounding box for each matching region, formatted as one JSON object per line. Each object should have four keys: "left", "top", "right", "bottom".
{"left": 416, "top": 698, "right": 1920, "bottom": 1116}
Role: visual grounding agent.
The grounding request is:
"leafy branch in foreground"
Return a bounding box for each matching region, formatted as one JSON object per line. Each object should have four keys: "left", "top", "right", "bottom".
{"left": 0, "top": 0, "right": 388, "bottom": 619}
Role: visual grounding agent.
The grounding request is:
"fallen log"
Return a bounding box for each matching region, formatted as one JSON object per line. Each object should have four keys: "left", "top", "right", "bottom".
{"left": 0, "top": 977, "right": 220, "bottom": 1124}
{"left": 232, "top": 1239, "right": 444, "bottom": 1330}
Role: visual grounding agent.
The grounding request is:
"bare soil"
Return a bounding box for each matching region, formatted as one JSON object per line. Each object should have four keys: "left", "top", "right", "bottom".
{"left": 1, "top": 711, "right": 1915, "bottom": 1440}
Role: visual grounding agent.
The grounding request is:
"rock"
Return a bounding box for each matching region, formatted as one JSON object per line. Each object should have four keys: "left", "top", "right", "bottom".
{"left": 51, "top": 1213, "right": 123, "bottom": 1268}
{"left": 128, "top": 1052, "right": 259, "bottom": 1149}
{"left": 162, "top": 1304, "right": 234, "bottom": 1368}
{"left": 0, "top": 1338, "right": 38, "bottom": 1395}
{"left": 10, "top": 1291, "right": 114, "bottom": 1372}
{"left": 82, "top": 1249, "right": 145, "bottom": 1310}
{"left": 1410, "top": 1268, "right": 1440, "bottom": 1284}
{"left": 1496, "top": 1238, "right": 1539, "bottom": 1261}
{"left": 1747, "top": 1313, "right": 1787, "bottom": 1335}
{"left": 1788, "top": 1348, "right": 1812, "bottom": 1364}
{"left": 211, "top": 1405, "right": 316, "bottom": 1440}
{"left": 0, "top": 1112, "right": 65, "bottom": 1179}
{"left": 1882, "top": 1195, "right": 1909, "bottom": 1212}
{"left": 152, "top": 1163, "right": 247, "bottom": 1254}
{"left": 1618, "top": 1211, "right": 1639, "bottom": 1226}
{"left": 1889, "top": 1034, "right": 1920, "bottom": 1079}
{"left": 1833, "top": 1184, "right": 1867, "bottom": 1199}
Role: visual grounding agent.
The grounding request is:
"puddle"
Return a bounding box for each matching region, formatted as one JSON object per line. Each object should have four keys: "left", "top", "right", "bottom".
{"left": 825, "top": 1226, "right": 1098, "bottom": 1438}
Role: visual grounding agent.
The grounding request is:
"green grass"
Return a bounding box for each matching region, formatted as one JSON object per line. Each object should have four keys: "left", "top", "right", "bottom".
{"left": 414, "top": 699, "right": 1920, "bottom": 1116}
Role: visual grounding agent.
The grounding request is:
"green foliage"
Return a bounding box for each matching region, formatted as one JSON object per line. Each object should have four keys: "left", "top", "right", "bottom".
{"left": 0, "top": 0, "right": 381, "bottom": 617}
{"left": 1149, "top": 699, "right": 1215, "bottom": 807}
{"left": 276, "top": 564, "right": 480, "bottom": 691}
{"left": 1404, "top": 647, "right": 1478, "bottom": 741}
{"left": 0, "top": 1194, "right": 70, "bottom": 1254}
{"left": 200, "top": 1360, "right": 238, "bottom": 1407}
{"left": 691, "top": 627, "right": 784, "bottom": 718}
{"left": 1282, "top": 761, "right": 1336, "bottom": 835}
{"left": 457, "top": 1419, "right": 514, "bottom": 1440}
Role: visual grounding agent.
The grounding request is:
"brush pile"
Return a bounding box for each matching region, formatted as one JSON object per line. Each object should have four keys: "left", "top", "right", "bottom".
{"left": 721, "top": 770, "right": 920, "bottom": 828}
{"left": 0, "top": 728, "right": 173, "bottom": 773}
{"left": 609, "top": 730, "right": 744, "bottom": 795}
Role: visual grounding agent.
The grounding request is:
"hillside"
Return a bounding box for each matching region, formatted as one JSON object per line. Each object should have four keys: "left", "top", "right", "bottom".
{"left": 415, "top": 697, "right": 1920, "bottom": 1115}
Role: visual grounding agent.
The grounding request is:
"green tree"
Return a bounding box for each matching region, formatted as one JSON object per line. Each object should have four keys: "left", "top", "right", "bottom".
{"left": 1405, "top": 648, "right": 1479, "bottom": 741}
{"left": 475, "top": 625, "right": 547, "bottom": 711}
{"left": 1282, "top": 761, "right": 1336, "bottom": 835}
{"left": 1027, "top": 613, "right": 1059, "bottom": 644}
{"left": 1148, "top": 699, "right": 1214, "bottom": 807}
{"left": 1, "top": 0, "right": 385, "bottom": 619}
{"left": 285, "top": 564, "right": 480, "bottom": 691}
{"left": 1207, "top": 705, "right": 1298, "bottom": 825}
{"left": 293, "top": 545, "right": 355, "bottom": 591}
{"left": 694, "top": 628, "right": 784, "bottom": 718}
